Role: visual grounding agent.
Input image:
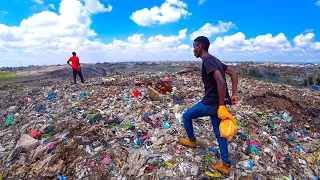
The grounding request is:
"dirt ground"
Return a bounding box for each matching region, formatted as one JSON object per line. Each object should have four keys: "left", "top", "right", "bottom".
{"left": 244, "top": 91, "right": 319, "bottom": 132}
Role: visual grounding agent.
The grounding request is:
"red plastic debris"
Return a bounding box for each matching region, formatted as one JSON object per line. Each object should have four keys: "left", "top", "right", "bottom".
{"left": 25, "top": 97, "right": 32, "bottom": 103}
{"left": 29, "top": 130, "right": 41, "bottom": 139}
{"left": 146, "top": 166, "right": 154, "bottom": 171}
{"left": 247, "top": 140, "right": 261, "bottom": 148}
{"left": 132, "top": 90, "right": 139, "bottom": 98}
{"left": 276, "top": 153, "right": 282, "bottom": 159}
{"left": 164, "top": 77, "right": 171, "bottom": 82}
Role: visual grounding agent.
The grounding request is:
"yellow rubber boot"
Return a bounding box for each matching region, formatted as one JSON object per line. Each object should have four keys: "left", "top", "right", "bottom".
{"left": 209, "top": 161, "right": 231, "bottom": 177}
{"left": 178, "top": 137, "right": 197, "bottom": 148}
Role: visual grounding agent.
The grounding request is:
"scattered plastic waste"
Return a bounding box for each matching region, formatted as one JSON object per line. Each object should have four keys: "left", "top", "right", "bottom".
{"left": 0, "top": 68, "right": 319, "bottom": 179}
{"left": 4, "top": 114, "right": 14, "bottom": 128}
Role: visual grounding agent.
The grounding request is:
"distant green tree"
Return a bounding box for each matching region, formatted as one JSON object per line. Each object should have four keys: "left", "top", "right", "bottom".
{"left": 248, "top": 69, "right": 263, "bottom": 78}
{"left": 265, "top": 72, "right": 278, "bottom": 78}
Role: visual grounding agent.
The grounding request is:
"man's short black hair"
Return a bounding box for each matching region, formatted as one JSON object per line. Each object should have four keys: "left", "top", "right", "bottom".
{"left": 194, "top": 36, "right": 210, "bottom": 51}
{"left": 72, "top": 52, "right": 76, "bottom": 55}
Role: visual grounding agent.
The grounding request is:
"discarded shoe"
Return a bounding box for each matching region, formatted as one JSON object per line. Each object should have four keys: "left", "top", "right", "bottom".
{"left": 178, "top": 137, "right": 197, "bottom": 148}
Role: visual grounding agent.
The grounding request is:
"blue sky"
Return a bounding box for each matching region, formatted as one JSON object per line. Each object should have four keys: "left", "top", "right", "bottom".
{"left": 0, "top": 0, "right": 320, "bottom": 67}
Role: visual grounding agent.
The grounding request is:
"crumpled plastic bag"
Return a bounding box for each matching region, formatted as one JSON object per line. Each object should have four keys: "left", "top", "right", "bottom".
{"left": 217, "top": 105, "right": 238, "bottom": 139}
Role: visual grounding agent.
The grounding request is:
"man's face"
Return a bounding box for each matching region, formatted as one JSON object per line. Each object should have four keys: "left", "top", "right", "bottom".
{"left": 193, "top": 42, "right": 201, "bottom": 58}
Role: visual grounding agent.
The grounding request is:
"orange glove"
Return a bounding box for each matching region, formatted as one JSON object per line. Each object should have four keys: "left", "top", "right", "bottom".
{"left": 218, "top": 105, "right": 238, "bottom": 139}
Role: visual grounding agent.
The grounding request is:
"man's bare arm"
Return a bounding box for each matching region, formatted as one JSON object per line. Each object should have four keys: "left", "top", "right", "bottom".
{"left": 67, "top": 60, "right": 71, "bottom": 67}
{"left": 225, "top": 67, "right": 238, "bottom": 104}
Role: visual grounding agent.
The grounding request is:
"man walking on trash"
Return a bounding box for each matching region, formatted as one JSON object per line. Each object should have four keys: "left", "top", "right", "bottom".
{"left": 179, "top": 36, "right": 238, "bottom": 176}
{"left": 67, "top": 52, "right": 85, "bottom": 84}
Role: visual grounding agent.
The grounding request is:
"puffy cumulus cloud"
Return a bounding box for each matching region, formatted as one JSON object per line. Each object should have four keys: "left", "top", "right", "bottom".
{"left": 211, "top": 32, "right": 292, "bottom": 55}
{"left": 190, "top": 21, "right": 235, "bottom": 40}
{"left": 293, "top": 33, "right": 320, "bottom": 53}
{"left": 0, "top": 0, "right": 116, "bottom": 66}
{"left": 0, "top": 0, "right": 105, "bottom": 52}
{"left": 106, "top": 28, "right": 190, "bottom": 55}
{"left": 209, "top": 31, "right": 320, "bottom": 58}
{"left": 1, "top": 5, "right": 320, "bottom": 68}
{"left": 0, "top": 3, "right": 193, "bottom": 67}
{"left": 293, "top": 33, "right": 315, "bottom": 48}
{"left": 130, "top": 0, "right": 191, "bottom": 26}
{"left": 83, "top": 0, "right": 112, "bottom": 14}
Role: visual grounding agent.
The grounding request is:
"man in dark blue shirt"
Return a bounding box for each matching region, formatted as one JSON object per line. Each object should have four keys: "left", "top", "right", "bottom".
{"left": 179, "top": 36, "right": 238, "bottom": 176}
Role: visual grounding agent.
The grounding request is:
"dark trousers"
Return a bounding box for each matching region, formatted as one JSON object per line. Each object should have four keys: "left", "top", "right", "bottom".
{"left": 73, "top": 70, "right": 84, "bottom": 83}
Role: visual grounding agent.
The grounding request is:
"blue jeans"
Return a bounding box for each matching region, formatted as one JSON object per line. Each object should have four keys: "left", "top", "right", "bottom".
{"left": 183, "top": 101, "right": 230, "bottom": 165}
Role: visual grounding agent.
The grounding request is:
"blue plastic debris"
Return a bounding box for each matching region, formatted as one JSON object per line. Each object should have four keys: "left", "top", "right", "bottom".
{"left": 312, "top": 85, "right": 319, "bottom": 91}
{"left": 237, "top": 132, "right": 249, "bottom": 140}
{"left": 57, "top": 174, "right": 67, "bottom": 180}
{"left": 47, "top": 118, "right": 53, "bottom": 123}
{"left": 310, "top": 175, "right": 319, "bottom": 180}
{"left": 135, "top": 139, "right": 142, "bottom": 145}
{"left": 207, "top": 148, "right": 219, "bottom": 153}
{"left": 72, "top": 94, "right": 77, "bottom": 100}
{"left": 200, "top": 150, "right": 207, "bottom": 155}
{"left": 47, "top": 92, "right": 56, "bottom": 100}
{"left": 301, "top": 130, "right": 308, "bottom": 136}
{"left": 247, "top": 161, "right": 254, "bottom": 170}
{"left": 295, "top": 146, "right": 301, "bottom": 151}
{"left": 163, "top": 122, "right": 170, "bottom": 129}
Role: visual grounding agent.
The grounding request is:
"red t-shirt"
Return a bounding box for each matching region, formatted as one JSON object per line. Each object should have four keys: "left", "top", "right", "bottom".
{"left": 68, "top": 56, "right": 81, "bottom": 71}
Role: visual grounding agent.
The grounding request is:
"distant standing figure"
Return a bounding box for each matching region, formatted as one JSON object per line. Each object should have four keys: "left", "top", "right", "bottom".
{"left": 67, "top": 52, "right": 84, "bottom": 84}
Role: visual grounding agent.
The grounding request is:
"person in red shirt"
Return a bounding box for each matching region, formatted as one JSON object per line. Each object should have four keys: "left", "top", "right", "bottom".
{"left": 67, "top": 52, "right": 84, "bottom": 84}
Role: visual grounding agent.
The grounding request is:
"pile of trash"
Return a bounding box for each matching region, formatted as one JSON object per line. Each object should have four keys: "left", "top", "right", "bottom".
{"left": 0, "top": 70, "right": 319, "bottom": 180}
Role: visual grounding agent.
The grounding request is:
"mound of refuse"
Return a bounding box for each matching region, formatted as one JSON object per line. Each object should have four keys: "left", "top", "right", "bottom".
{"left": 0, "top": 70, "right": 319, "bottom": 180}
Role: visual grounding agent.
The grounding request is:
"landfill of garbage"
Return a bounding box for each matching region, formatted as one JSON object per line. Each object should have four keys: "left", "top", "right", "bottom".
{"left": 0, "top": 69, "right": 319, "bottom": 180}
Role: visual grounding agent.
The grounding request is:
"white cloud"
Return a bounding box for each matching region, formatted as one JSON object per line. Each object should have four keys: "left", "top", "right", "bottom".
{"left": 130, "top": 0, "right": 191, "bottom": 26}
{"left": 293, "top": 33, "right": 320, "bottom": 52}
{"left": 190, "top": 21, "right": 235, "bottom": 40}
{"left": 83, "top": 0, "right": 112, "bottom": 14}
{"left": 198, "top": 0, "right": 206, "bottom": 5}
{"left": 0, "top": 0, "right": 192, "bottom": 67}
{"left": 293, "top": 33, "right": 314, "bottom": 48}
{"left": 33, "top": 0, "right": 44, "bottom": 4}
{"left": 0, "top": 0, "right": 96, "bottom": 53}
{"left": 209, "top": 31, "right": 320, "bottom": 58}
{"left": 108, "top": 28, "right": 189, "bottom": 54}
{"left": 316, "top": 0, "right": 320, "bottom": 6}
{"left": 211, "top": 32, "right": 292, "bottom": 55}
{"left": 49, "top": 4, "right": 56, "bottom": 10}
{"left": 0, "top": 0, "right": 320, "bottom": 67}
{"left": 310, "top": 42, "right": 320, "bottom": 50}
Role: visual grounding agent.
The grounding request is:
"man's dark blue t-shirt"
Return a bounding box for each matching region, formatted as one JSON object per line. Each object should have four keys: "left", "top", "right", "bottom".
{"left": 201, "top": 54, "right": 231, "bottom": 106}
